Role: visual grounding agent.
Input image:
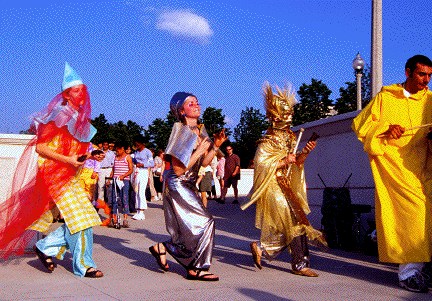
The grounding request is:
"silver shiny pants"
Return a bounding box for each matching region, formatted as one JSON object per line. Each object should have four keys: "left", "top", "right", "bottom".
{"left": 163, "top": 170, "right": 215, "bottom": 270}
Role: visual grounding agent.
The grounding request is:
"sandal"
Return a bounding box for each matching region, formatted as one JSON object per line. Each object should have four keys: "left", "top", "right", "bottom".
{"left": 250, "top": 241, "right": 262, "bottom": 270}
{"left": 84, "top": 268, "right": 104, "bottom": 278}
{"left": 149, "top": 244, "right": 169, "bottom": 271}
{"left": 186, "top": 270, "right": 219, "bottom": 281}
{"left": 33, "top": 245, "right": 56, "bottom": 272}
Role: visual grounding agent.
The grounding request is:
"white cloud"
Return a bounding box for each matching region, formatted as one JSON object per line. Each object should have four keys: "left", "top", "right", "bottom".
{"left": 156, "top": 10, "right": 213, "bottom": 44}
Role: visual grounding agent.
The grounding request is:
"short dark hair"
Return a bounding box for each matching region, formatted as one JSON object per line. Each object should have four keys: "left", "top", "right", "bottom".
{"left": 133, "top": 135, "right": 146, "bottom": 144}
{"left": 115, "top": 141, "right": 128, "bottom": 150}
{"left": 91, "top": 149, "right": 104, "bottom": 156}
{"left": 405, "top": 55, "right": 432, "bottom": 73}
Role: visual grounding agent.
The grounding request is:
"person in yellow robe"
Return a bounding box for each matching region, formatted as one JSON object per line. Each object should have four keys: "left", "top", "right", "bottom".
{"left": 352, "top": 55, "right": 432, "bottom": 293}
{"left": 242, "top": 82, "right": 326, "bottom": 277}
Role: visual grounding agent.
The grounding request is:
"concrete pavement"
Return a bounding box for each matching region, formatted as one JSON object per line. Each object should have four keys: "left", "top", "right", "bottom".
{"left": 1, "top": 197, "right": 431, "bottom": 301}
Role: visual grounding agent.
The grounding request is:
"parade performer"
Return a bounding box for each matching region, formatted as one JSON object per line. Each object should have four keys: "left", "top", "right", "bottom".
{"left": 0, "top": 63, "right": 103, "bottom": 278}
{"left": 352, "top": 55, "right": 432, "bottom": 293}
{"left": 149, "top": 92, "right": 226, "bottom": 281}
{"left": 242, "top": 82, "right": 326, "bottom": 277}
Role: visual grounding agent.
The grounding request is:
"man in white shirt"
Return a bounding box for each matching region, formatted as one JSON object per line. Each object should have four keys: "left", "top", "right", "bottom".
{"left": 132, "top": 135, "right": 154, "bottom": 220}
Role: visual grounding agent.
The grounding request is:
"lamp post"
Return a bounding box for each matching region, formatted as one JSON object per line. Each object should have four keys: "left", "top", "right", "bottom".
{"left": 352, "top": 52, "right": 365, "bottom": 110}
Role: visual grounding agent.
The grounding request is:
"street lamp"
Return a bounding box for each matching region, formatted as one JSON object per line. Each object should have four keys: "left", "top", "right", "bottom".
{"left": 352, "top": 52, "right": 365, "bottom": 110}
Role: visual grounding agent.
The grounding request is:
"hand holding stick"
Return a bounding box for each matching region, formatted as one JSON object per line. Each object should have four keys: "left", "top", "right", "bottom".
{"left": 286, "top": 128, "right": 304, "bottom": 175}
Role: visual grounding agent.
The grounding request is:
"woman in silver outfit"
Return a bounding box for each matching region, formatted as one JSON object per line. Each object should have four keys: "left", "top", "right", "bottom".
{"left": 149, "top": 92, "right": 226, "bottom": 281}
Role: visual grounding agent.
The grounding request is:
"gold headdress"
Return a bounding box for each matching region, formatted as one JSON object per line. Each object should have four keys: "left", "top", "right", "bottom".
{"left": 263, "top": 82, "right": 297, "bottom": 129}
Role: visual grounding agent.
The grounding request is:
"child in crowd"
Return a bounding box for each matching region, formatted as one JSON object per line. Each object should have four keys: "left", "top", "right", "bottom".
{"left": 77, "top": 149, "right": 111, "bottom": 226}
{"left": 107, "top": 142, "right": 133, "bottom": 229}
{"left": 78, "top": 148, "right": 104, "bottom": 201}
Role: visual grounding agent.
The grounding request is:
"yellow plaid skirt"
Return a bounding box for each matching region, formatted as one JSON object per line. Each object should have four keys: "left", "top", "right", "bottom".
{"left": 30, "top": 177, "right": 101, "bottom": 235}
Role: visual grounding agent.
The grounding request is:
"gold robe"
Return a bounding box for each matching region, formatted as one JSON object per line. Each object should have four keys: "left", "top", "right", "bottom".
{"left": 352, "top": 84, "right": 432, "bottom": 263}
{"left": 249, "top": 130, "right": 324, "bottom": 256}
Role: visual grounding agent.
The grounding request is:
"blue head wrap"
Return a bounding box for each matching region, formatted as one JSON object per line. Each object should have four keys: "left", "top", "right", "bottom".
{"left": 170, "top": 92, "right": 195, "bottom": 121}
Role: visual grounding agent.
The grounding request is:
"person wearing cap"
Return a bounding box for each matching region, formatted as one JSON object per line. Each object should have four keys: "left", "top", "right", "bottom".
{"left": 0, "top": 63, "right": 103, "bottom": 278}
{"left": 148, "top": 92, "right": 226, "bottom": 281}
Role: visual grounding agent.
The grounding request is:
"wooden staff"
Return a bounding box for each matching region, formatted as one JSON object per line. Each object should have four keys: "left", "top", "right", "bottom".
{"left": 405, "top": 123, "right": 432, "bottom": 131}
{"left": 377, "top": 123, "right": 432, "bottom": 138}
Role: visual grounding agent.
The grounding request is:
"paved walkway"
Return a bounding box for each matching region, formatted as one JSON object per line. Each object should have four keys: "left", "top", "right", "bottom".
{"left": 2, "top": 197, "right": 431, "bottom": 300}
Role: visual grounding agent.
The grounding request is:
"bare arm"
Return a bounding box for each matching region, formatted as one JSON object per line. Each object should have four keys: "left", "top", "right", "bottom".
{"left": 201, "top": 129, "right": 228, "bottom": 167}
{"left": 36, "top": 142, "right": 84, "bottom": 168}
{"left": 160, "top": 160, "right": 165, "bottom": 181}
{"left": 172, "top": 138, "right": 211, "bottom": 176}
{"left": 232, "top": 165, "right": 240, "bottom": 177}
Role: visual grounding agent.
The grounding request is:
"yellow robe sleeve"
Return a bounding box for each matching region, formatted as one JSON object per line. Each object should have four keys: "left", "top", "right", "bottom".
{"left": 352, "top": 92, "right": 390, "bottom": 156}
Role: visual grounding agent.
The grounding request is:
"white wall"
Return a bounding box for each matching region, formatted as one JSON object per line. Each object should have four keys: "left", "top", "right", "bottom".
{"left": 221, "top": 168, "right": 254, "bottom": 198}
{"left": 0, "top": 134, "right": 37, "bottom": 204}
{"left": 292, "top": 111, "right": 375, "bottom": 227}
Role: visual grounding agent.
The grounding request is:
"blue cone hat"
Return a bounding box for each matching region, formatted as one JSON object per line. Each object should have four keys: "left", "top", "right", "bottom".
{"left": 62, "top": 62, "right": 83, "bottom": 91}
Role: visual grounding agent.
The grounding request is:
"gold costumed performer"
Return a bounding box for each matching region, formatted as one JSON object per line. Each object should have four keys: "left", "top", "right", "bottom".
{"left": 242, "top": 82, "right": 326, "bottom": 277}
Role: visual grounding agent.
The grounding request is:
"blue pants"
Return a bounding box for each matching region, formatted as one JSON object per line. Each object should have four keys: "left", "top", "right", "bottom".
{"left": 110, "top": 180, "right": 130, "bottom": 214}
{"left": 36, "top": 224, "right": 96, "bottom": 277}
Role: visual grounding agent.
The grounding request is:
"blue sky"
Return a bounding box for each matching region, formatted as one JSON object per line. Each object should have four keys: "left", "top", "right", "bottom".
{"left": 0, "top": 0, "right": 430, "bottom": 134}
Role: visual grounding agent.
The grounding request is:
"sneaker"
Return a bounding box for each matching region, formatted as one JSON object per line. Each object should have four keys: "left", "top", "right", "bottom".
{"left": 232, "top": 199, "right": 239, "bottom": 204}
{"left": 131, "top": 213, "right": 140, "bottom": 220}
{"left": 132, "top": 212, "right": 145, "bottom": 220}
{"left": 399, "top": 272, "right": 428, "bottom": 293}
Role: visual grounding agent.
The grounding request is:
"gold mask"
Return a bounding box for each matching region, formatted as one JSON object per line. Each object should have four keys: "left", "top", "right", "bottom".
{"left": 263, "top": 82, "right": 297, "bottom": 130}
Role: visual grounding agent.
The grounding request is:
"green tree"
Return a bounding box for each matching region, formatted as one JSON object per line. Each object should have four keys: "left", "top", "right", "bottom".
{"left": 334, "top": 67, "right": 372, "bottom": 114}
{"left": 233, "top": 107, "right": 268, "bottom": 168}
{"left": 292, "top": 79, "right": 333, "bottom": 126}
{"left": 201, "top": 106, "right": 231, "bottom": 138}
{"left": 91, "top": 113, "right": 111, "bottom": 144}
{"left": 109, "top": 120, "right": 143, "bottom": 146}
{"left": 145, "top": 111, "right": 177, "bottom": 150}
